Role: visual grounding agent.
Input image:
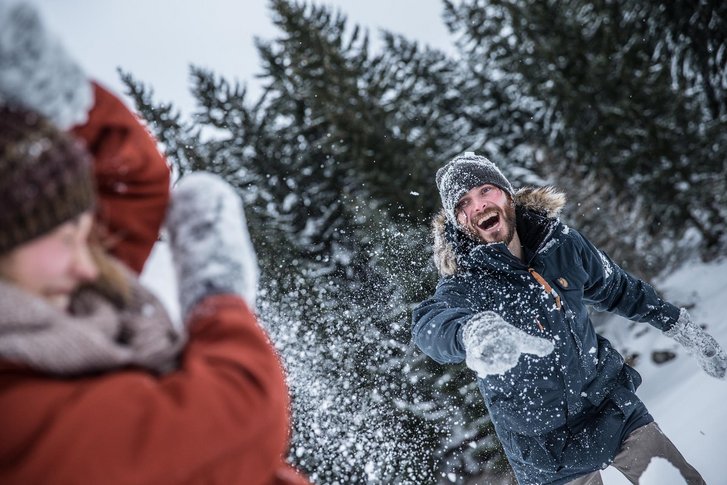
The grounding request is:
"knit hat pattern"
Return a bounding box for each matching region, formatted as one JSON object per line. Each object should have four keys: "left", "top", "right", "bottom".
{"left": 0, "top": 106, "right": 95, "bottom": 254}
{"left": 436, "top": 152, "right": 514, "bottom": 223}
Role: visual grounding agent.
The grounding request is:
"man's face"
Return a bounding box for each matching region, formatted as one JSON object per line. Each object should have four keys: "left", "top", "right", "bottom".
{"left": 455, "top": 184, "right": 516, "bottom": 245}
{"left": 0, "top": 211, "right": 98, "bottom": 311}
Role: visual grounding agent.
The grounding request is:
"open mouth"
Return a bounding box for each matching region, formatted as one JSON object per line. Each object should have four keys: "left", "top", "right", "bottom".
{"left": 477, "top": 213, "right": 500, "bottom": 231}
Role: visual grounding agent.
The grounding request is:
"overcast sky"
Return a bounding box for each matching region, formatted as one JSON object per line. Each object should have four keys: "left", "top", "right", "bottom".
{"left": 31, "top": 0, "right": 456, "bottom": 114}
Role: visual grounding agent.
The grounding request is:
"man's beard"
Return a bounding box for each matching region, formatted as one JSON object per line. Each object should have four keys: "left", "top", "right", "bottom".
{"left": 465, "top": 199, "right": 517, "bottom": 246}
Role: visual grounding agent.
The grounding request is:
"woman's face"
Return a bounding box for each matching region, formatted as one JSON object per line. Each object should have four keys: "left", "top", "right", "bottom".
{"left": 0, "top": 212, "right": 98, "bottom": 311}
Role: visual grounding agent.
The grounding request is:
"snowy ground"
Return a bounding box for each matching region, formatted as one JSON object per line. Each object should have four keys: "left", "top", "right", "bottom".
{"left": 142, "top": 243, "right": 727, "bottom": 484}
{"left": 599, "top": 257, "right": 727, "bottom": 485}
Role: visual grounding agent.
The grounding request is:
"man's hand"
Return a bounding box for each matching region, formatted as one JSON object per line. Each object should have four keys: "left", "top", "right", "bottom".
{"left": 665, "top": 308, "right": 727, "bottom": 379}
{"left": 462, "top": 311, "right": 554, "bottom": 378}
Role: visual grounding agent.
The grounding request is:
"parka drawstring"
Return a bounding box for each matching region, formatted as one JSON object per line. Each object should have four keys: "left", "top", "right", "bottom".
{"left": 528, "top": 268, "right": 562, "bottom": 310}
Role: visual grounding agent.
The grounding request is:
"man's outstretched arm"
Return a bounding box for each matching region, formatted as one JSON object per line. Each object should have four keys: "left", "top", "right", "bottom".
{"left": 576, "top": 230, "right": 725, "bottom": 379}
{"left": 412, "top": 281, "right": 473, "bottom": 364}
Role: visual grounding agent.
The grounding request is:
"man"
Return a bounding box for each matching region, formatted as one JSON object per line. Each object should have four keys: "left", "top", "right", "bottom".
{"left": 412, "top": 152, "right": 726, "bottom": 484}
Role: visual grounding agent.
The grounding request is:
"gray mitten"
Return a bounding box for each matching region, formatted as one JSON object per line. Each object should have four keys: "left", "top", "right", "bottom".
{"left": 0, "top": 2, "right": 93, "bottom": 129}
{"left": 462, "top": 311, "right": 554, "bottom": 377}
{"left": 664, "top": 308, "right": 726, "bottom": 379}
{"left": 165, "top": 172, "right": 259, "bottom": 319}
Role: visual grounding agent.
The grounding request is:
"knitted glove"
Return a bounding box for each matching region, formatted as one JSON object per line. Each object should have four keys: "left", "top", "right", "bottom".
{"left": 165, "top": 172, "right": 259, "bottom": 319}
{"left": 664, "top": 308, "right": 726, "bottom": 379}
{"left": 0, "top": 2, "right": 93, "bottom": 129}
{"left": 462, "top": 311, "right": 554, "bottom": 378}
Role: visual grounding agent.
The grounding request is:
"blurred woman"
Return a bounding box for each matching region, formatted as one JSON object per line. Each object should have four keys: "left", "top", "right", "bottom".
{"left": 0, "top": 7, "right": 307, "bottom": 482}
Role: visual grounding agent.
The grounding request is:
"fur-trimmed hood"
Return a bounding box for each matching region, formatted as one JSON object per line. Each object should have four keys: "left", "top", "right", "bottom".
{"left": 432, "top": 186, "right": 566, "bottom": 276}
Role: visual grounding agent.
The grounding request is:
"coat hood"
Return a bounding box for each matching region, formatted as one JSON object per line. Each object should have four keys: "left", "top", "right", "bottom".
{"left": 432, "top": 186, "right": 566, "bottom": 276}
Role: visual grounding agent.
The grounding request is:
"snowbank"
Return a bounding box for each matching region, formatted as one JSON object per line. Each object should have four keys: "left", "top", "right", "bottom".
{"left": 601, "top": 257, "right": 727, "bottom": 485}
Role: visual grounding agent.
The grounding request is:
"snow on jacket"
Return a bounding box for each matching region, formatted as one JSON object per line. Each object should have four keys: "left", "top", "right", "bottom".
{"left": 0, "top": 85, "right": 308, "bottom": 485}
{"left": 412, "top": 187, "right": 680, "bottom": 485}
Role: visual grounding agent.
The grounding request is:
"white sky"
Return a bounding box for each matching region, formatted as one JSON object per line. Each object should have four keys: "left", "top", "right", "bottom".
{"left": 31, "top": 0, "right": 456, "bottom": 114}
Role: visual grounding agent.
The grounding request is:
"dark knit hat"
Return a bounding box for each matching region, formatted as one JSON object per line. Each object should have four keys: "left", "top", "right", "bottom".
{"left": 0, "top": 105, "right": 95, "bottom": 254}
{"left": 436, "top": 152, "right": 514, "bottom": 223}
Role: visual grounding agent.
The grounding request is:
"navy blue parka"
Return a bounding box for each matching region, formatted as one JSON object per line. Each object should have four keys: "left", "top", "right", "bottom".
{"left": 412, "top": 187, "right": 680, "bottom": 485}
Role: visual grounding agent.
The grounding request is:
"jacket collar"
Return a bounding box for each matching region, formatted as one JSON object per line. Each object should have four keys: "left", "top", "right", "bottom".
{"left": 432, "top": 186, "right": 567, "bottom": 276}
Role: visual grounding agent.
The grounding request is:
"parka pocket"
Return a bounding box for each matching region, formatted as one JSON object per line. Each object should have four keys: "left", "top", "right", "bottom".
{"left": 484, "top": 371, "right": 567, "bottom": 438}
{"left": 551, "top": 267, "right": 588, "bottom": 315}
{"left": 501, "top": 428, "right": 568, "bottom": 474}
{"left": 552, "top": 268, "right": 601, "bottom": 372}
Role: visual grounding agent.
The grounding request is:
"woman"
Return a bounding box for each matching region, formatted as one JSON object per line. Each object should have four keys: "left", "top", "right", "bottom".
{"left": 0, "top": 93, "right": 307, "bottom": 484}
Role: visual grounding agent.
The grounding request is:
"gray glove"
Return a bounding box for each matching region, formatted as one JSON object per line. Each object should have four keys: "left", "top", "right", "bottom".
{"left": 664, "top": 308, "right": 726, "bottom": 379}
{"left": 165, "top": 172, "right": 259, "bottom": 319}
{"left": 0, "top": 2, "right": 93, "bottom": 129}
{"left": 462, "top": 311, "right": 554, "bottom": 378}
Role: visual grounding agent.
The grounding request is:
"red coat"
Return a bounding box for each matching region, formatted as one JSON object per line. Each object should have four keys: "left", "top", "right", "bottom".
{"left": 0, "top": 296, "right": 308, "bottom": 484}
{"left": 72, "top": 82, "right": 171, "bottom": 275}
{"left": 0, "top": 84, "right": 308, "bottom": 485}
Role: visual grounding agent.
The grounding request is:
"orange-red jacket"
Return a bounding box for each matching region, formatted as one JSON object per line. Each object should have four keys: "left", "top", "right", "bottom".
{"left": 0, "top": 296, "right": 308, "bottom": 484}
{"left": 72, "top": 82, "right": 170, "bottom": 274}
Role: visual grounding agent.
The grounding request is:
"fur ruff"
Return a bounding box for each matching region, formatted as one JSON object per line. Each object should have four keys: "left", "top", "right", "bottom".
{"left": 432, "top": 186, "right": 566, "bottom": 276}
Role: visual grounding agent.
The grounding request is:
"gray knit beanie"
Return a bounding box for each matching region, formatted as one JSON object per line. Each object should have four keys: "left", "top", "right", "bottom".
{"left": 436, "top": 152, "right": 514, "bottom": 223}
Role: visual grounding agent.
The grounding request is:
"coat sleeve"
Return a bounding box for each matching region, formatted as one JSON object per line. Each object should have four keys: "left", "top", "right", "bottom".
{"left": 71, "top": 82, "right": 170, "bottom": 274}
{"left": 575, "top": 230, "right": 680, "bottom": 331}
{"left": 0, "top": 295, "right": 297, "bottom": 485}
{"left": 412, "top": 278, "right": 474, "bottom": 365}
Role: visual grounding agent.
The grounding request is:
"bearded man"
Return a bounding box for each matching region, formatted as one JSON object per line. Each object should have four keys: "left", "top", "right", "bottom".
{"left": 412, "top": 152, "right": 724, "bottom": 484}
